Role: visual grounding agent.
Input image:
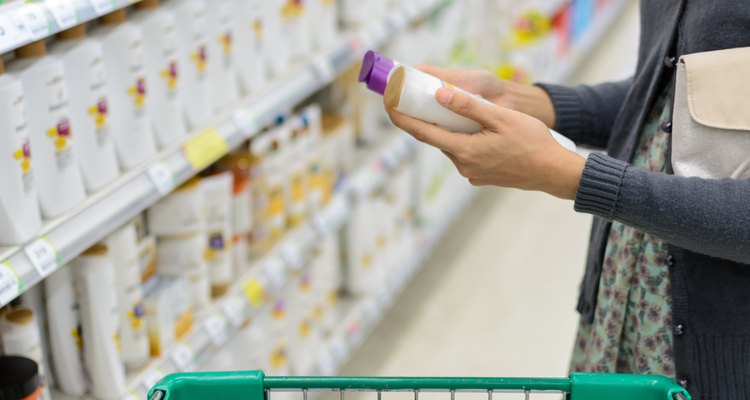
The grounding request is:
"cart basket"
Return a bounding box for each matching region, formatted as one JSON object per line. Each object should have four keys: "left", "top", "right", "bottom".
{"left": 148, "top": 370, "right": 690, "bottom": 400}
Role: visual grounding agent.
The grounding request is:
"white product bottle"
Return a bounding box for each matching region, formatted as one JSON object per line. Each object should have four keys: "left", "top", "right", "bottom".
{"left": 0, "top": 308, "right": 50, "bottom": 400}
{"left": 264, "top": 0, "right": 290, "bottom": 78}
{"left": 94, "top": 9, "right": 158, "bottom": 170}
{"left": 204, "top": 0, "right": 239, "bottom": 111}
{"left": 232, "top": 0, "right": 267, "bottom": 94}
{"left": 72, "top": 245, "right": 127, "bottom": 400}
{"left": 0, "top": 58, "right": 42, "bottom": 245}
{"left": 105, "top": 223, "right": 150, "bottom": 371}
{"left": 146, "top": 178, "right": 204, "bottom": 236}
{"left": 8, "top": 41, "right": 87, "bottom": 219}
{"left": 310, "top": 0, "right": 337, "bottom": 49}
{"left": 51, "top": 25, "right": 120, "bottom": 193}
{"left": 201, "top": 172, "right": 233, "bottom": 297}
{"left": 280, "top": 0, "right": 312, "bottom": 61}
{"left": 360, "top": 50, "right": 577, "bottom": 152}
{"left": 156, "top": 232, "right": 210, "bottom": 311}
{"left": 132, "top": 0, "right": 187, "bottom": 148}
{"left": 44, "top": 267, "right": 87, "bottom": 396}
{"left": 169, "top": 0, "right": 212, "bottom": 129}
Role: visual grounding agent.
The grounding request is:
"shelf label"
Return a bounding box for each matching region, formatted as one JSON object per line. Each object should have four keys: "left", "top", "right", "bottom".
{"left": 221, "top": 297, "right": 246, "bottom": 328}
{"left": 0, "top": 13, "right": 29, "bottom": 53}
{"left": 141, "top": 369, "right": 164, "bottom": 392}
{"left": 24, "top": 237, "right": 58, "bottom": 278}
{"left": 89, "top": 0, "right": 115, "bottom": 14}
{"left": 262, "top": 258, "right": 287, "bottom": 291}
{"left": 45, "top": 0, "right": 77, "bottom": 30}
{"left": 232, "top": 109, "right": 258, "bottom": 138}
{"left": 311, "top": 55, "right": 334, "bottom": 84}
{"left": 147, "top": 163, "right": 175, "bottom": 195}
{"left": 0, "top": 262, "right": 21, "bottom": 306}
{"left": 170, "top": 343, "right": 196, "bottom": 372}
{"left": 203, "top": 314, "right": 228, "bottom": 346}
{"left": 17, "top": 5, "right": 49, "bottom": 40}
{"left": 242, "top": 278, "right": 266, "bottom": 307}
{"left": 183, "top": 128, "right": 229, "bottom": 171}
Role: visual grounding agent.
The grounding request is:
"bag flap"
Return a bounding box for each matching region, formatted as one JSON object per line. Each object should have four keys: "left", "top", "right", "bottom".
{"left": 679, "top": 47, "right": 750, "bottom": 131}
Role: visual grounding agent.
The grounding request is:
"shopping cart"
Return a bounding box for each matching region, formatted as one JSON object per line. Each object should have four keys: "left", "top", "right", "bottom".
{"left": 147, "top": 370, "right": 690, "bottom": 400}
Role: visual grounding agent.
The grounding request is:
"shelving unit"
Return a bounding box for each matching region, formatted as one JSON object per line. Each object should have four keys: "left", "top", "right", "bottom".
{"left": 0, "top": 0, "right": 445, "bottom": 309}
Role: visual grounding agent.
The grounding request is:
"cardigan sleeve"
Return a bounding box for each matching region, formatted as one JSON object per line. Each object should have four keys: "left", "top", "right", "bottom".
{"left": 575, "top": 152, "right": 750, "bottom": 263}
{"left": 535, "top": 78, "right": 633, "bottom": 149}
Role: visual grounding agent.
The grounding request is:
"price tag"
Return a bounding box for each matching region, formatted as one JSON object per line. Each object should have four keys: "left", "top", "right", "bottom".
{"left": 221, "top": 297, "right": 246, "bottom": 328}
{"left": 280, "top": 242, "right": 303, "bottom": 271}
{"left": 147, "top": 163, "right": 175, "bottom": 195}
{"left": 45, "top": 0, "right": 77, "bottom": 30}
{"left": 242, "top": 278, "right": 266, "bottom": 307}
{"left": 0, "top": 13, "right": 29, "bottom": 53}
{"left": 0, "top": 262, "right": 21, "bottom": 306}
{"left": 203, "top": 314, "right": 228, "bottom": 346}
{"left": 141, "top": 369, "right": 164, "bottom": 392}
{"left": 24, "top": 237, "right": 58, "bottom": 278}
{"left": 89, "top": 0, "right": 115, "bottom": 14}
{"left": 349, "top": 36, "right": 362, "bottom": 52}
{"left": 170, "top": 343, "right": 196, "bottom": 372}
{"left": 232, "top": 109, "right": 258, "bottom": 138}
{"left": 183, "top": 128, "right": 229, "bottom": 171}
{"left": 17, "top": 4, "right": 49, "bottom": 40}
{"left": 311, "top": 55, "right": 334, "bottom": 83}
{"left": 262, "top": 258, "right": 287, "bottom": 291}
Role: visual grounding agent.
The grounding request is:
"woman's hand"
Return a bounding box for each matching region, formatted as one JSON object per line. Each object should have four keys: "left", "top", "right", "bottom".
{"left": 416, "top": 65, "right": 557, "bottom": 129}
{"left": 385, "top": 86, "right": 586, "bottom": 200}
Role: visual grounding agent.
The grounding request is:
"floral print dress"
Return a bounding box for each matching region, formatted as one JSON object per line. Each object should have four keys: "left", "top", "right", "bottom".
{"left": 570, "top": 83, "right": 676, "bottom": 377}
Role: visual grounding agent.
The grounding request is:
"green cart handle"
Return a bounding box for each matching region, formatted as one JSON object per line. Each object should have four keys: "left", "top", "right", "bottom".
{"left": 148, "top": 370, "right": 690, "bottom": 400}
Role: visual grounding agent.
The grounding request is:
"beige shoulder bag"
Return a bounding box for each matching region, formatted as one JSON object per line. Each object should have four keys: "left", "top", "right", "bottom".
{"left": 672, "top": 47, "right": 750, "bottom": 179}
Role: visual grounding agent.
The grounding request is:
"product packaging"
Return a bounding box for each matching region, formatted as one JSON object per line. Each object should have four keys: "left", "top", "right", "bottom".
{"left": 0, "top": 308, "right": 49, "bottom": 400}
{"left": 169, "top": 0, "right": 212, "bottom": 129}
{"left": 146, "top": 178, "right": 204, "bottom": 236}
{"left": 72, "top": 245, "right": 127, "bottom": 400}
{"left": 132, "top": 0, "right": 187, "bottom": 148}
{"left": 155, "top": 232, "right": 210, "bottom": 310}
{"left": 143, "top": 276, "right": 192, "bottom": 357}
{"left": 105, "top": 223, "right": 150, "bottom": 370}
{"left": 218, "top": 151, "right": 253, "bottom": 272}
{"left": 94, "top": 9, "right": 158, "bottom": 170}
{"left": 204, "top": 0, "right": 239, "bottom": 111}
{"left": 309, "top": 0, "right": 338, "bottom": 49}
{"left": 263, "top": 0, "right": 290, "bottom": 78}
{"left": 0, "top": 58, "right": 42, "bottom": 245}
{"left": 8, "top": 41, "right": 86, "bottom": 218}
{"left": 44, "top": 267, "right": 87, "bottom": 396}
{"left": 51, "top": 25, "right": 120, "bottom": 193}
{"left": 0, "top": 356, "right": 43, "bottom": 400}
{"left": 201, "top": 171, "right": 233, "bottom": 297}
{"left": 232, "top": 0, "right": 267, "bottom": 94}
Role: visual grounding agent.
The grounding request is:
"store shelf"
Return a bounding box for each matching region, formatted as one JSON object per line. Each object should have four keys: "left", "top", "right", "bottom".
{"left": 548, "top": 0, "right": 632, "bottom": 83}
{"left": 117, "top": 132, "right": 420, "bottom": 400}
{"left": 0, "top": 0, "right": 141, "bottom": 55}
{"left": 0, "top": 0, "right": 446, "bottom": 309}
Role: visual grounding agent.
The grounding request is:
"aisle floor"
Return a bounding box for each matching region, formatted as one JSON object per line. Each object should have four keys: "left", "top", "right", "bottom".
{"left": 340, "top": 0, "right": 640, "bottom": 380}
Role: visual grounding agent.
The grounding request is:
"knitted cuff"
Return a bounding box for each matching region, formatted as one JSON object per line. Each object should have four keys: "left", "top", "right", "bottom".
{"left": 574, "top": 153, "right": 629, "bottom": 220}
{"left": 534, "top": 83, "right": 585, "bottom": 142}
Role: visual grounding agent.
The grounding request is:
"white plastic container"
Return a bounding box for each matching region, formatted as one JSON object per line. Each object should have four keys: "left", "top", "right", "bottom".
{"left": 169, "top": 0, "right": 212, "bottom": 129}
{"left": 0, "top": 308, "right": 50, "bottom": 399}
{"left": 8, "top": 41, "right": 87, "bottom": 219}
{"left": 132, "top": 0, "right": 187, "bottom": 148}
{"left": 309, "top": 0, "right": 338, "bottom": 49}
{"left": 201, "top": 172, "right": 233, "bottom": 297}
{"left": 93, "top": 10, "right": 158, "bottom": 170}
{"left": 105, "top": 223, "right": 150, "bottom": 371}
{"left": 156, "top": 232, "right": 211, "bottom": 311}
{"left": 146, "top": 178, "right": 204, "bottom": 236}
{"left": 204, "top": 0, "right": 239, "bottom": 111}
{"left": 44, "top": 267, "right": 87, "bottom": 396}
{"left": 51, "top": 25, "right": 120, "bottom": 193}
{"left": 72, "top": 245, "right": 127, "bottom": 400}
{"left": 264, "top": 0, "right": 290, "bottom": 78}
{"left": 232, "top": 0, "right": 267, "bottom": 94}
{"left": 0, "top": 59, "right": 42, "bottom": 245}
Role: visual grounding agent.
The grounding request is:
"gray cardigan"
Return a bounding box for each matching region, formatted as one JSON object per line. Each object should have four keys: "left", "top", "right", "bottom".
{"left": 537, "top": 0, "right": 750, "bottom": 398}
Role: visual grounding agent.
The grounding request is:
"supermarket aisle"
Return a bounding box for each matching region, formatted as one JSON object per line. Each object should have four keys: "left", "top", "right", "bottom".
{"left": 342, "top": 0, "right": 641, "bottom": 379}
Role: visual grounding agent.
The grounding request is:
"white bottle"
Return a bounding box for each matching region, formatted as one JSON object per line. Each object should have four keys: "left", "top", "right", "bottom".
{"left": 8, "top": 41, "right": 87, "bottom": 218}
{"left": 264, "top": 0, "right": 290, "bottom": 78}
{"left": 44, "top": 267, "right": 87, "bottom": 396}
{"left": 72, "top": 245, "right": 127, "bottom": 400}
{"left": 204, "top": 0, "right": 239, "bottom": 111}
{"left": 232, "top": 0, "right": 267, "bottom": 94}
{"left": 201, "top": 172, "right": 233, "bottom": 298}
{"left": 0, "top": 58, "right": 42, "bottom": 244}
{"left": 168, "top": 0, "right": 212, "bottom": 129}
{"left": 51, "top": 25, "right": 120, "bottom": 193}
{"left": 93, "top": 9, "right": 158, "bottom": 170}
{"left": 360, "top": 51, "right": 577, "bottom": 152}
{"left": 105, "top": 223, "right": 150, "bottom": 371}
{"left": 156, "top": 232, "right": 211, "bottom": 311}
{"left": 0, "top": 308, "right": 51, "bottom": 400}
{"left": 131, "top": 0, "right": 187, "bottom": 148}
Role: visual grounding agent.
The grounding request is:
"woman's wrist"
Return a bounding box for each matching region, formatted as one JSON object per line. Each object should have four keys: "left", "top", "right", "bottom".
{"left": 536, "top": 148, "right": 586, "bottom": 200}
{"left": 502, "top": 81, "right": 557, "bottom": 128}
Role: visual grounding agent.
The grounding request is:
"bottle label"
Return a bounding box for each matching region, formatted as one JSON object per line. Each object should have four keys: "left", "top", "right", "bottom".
{"left": 13, "top": 139, "right": 34, "bottom": 195}
{"left": 47, "top": 117, "right": 75, "bottom": 172}
{"left": 88, "top": 96, "right": 110, "bottom": 148}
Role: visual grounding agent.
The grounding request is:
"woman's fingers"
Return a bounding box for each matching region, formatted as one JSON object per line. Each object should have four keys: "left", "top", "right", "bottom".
{"left": 435, "top": 87, "right": 511, "bottom": 128}
{"left": 386, "top": 107, "right": 463, "bottom": 153}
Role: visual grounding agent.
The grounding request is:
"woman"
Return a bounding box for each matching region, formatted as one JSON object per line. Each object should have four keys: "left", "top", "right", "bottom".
{"left": 385, "top": 2, "right": 750, "bottom": 399}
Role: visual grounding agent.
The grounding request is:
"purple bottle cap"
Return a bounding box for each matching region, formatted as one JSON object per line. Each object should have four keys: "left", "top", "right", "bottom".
{"left": 358, "top": 50, "right": 394, "bottom": 95}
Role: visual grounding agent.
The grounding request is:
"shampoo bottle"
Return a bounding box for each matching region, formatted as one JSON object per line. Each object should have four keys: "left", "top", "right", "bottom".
{"left": 0, "top": 58, "right": 42, "bottom": 244}
{"left": 359, "top": 51, "right": 576, "bottom": 152}
{"left": 93, "top": 9, "right": 158, "bottom": 170}
{"left": 51, "top": 24, "right": 120, "bottom": 193}
{"left": 203, "top": 0, "right": 240, "bottom": 111}
{"left": 232, "top": 0, "right": 267, "bottom": 94}
{"left": 132, "top": 0, "right": 187, "bottom": 148}
{"left": 8, "top": 41, "right": 87, "bottom": 218}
